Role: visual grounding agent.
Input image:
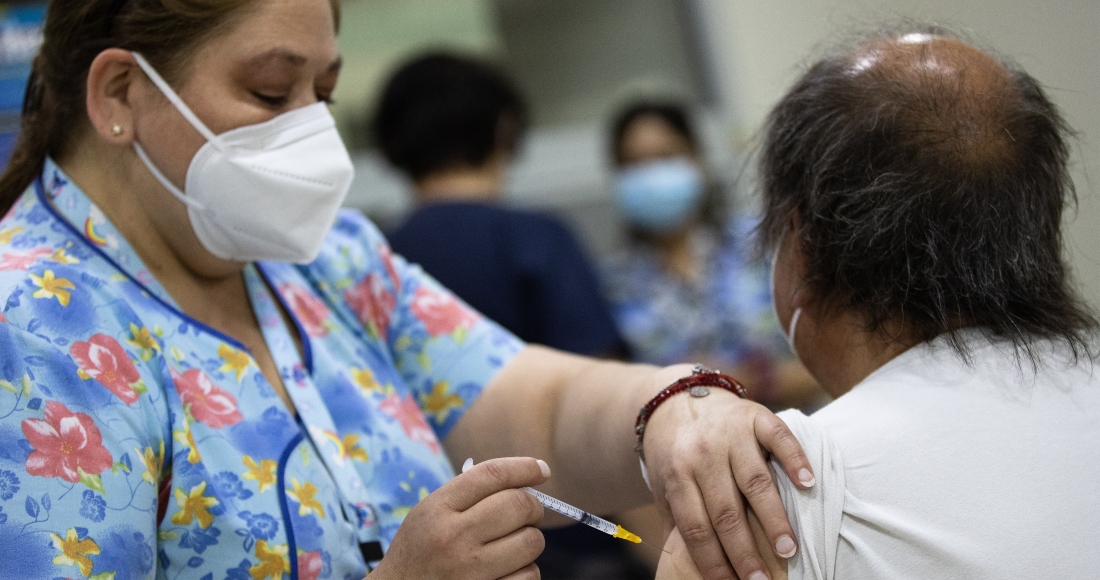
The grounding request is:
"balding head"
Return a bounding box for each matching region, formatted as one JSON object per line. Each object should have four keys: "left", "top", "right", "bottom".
{"left": 851, "top": 32, "right": 1008, "bottom": 81}
{"left": 758, "top": 27, "right": 1095, "bottom": 360}
{"left": 847, "top": 34, "right": 1020, "bottom": 171}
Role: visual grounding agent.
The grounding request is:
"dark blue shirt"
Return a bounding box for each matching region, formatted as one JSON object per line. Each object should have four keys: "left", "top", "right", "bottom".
{"left": 389, "top": 202, "right": 626, "bottom": 357}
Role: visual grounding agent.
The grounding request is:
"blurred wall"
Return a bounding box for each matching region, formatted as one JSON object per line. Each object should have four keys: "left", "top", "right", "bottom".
{"left": 340, "top": 0, "right": 1100, "bottom": 308}
{"left": 331, "top": 0, "right": 501, "bottom": 147}
{"left": 494, "top": 0, "right": 708, "bottom": 127}
{"left": 343, "top": 0, "right": 728, "bottom": 258}
{"left": 696, "top": 0, "right": 1100, "bottom": 307}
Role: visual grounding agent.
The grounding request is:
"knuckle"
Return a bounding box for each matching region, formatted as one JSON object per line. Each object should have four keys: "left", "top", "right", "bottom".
{"left": 692, "top": 437, "right": 712, "bottom": 456}
{"left": 668, "top": 456, "right": 696, "bottom": 480}
{"left": 679, "top": 522, "right": 715, "bottom": 546}
{"left": 741, "top": 469, "right": 774, "bottom": 499}
{"left": 514, "top": 563, "right": 541, "bottom": 580}
{"left": 658, "top": 473, "right": 690, "bottom": 501}
{"left": 503, "top": 489, "right": 542, "bottom": 522}
{"left": 416, "top": 489, "right": 443, "bottom": 513}
{"left": 529, "top": 497, "right": 545, "bottom": 522}
{"left": 693, "top": 556, "right": 738, "bottom": 580}
{"left": 504, "top": 489, "right": 531, "bottom": 514}
{"left": 765, "top": 420, "right": 795, "bottom": 446}
{"left": 709, "top": 505, "right": 747, "bottom": 536}
{"left": 731, "top": 551, "right": 765, "bottom": 575}
{"left": 519, "top": 526, "right": 546, "bottom": 558}
{"left": 483, "top": 459, "right": 512, "bottom": 489}
{"left": 661, "top": 468, "right": 690, "bottom": 494}
{"left": 700, "top": 563, "right": 738, "bottom": 580}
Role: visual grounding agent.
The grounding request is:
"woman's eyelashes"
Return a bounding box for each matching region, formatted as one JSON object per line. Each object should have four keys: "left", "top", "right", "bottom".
{"left": 252, "top": 91, "right": 288, "bottom": 107}
{"left": 251, "top": 91, "right": 334, "bottom": 107}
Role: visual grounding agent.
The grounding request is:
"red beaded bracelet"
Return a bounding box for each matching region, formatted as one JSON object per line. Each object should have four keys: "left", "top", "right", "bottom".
{"left": 634, "top": 365, "right": 752, "bottom": 462}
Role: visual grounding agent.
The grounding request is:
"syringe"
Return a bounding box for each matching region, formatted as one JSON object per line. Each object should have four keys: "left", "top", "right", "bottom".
{"left": 461, "top": 459, "right": 665, "bottom": 551}
{"left": 522, "top": 485, "right": 642, "bottom": 543}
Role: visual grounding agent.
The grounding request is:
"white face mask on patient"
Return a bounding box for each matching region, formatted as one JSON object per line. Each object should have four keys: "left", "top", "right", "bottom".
{"left": 130, "top": 52, "right": 355, "bottom": 264}
{"left": 770, "top": 238, "right": 804, "bottom": 361}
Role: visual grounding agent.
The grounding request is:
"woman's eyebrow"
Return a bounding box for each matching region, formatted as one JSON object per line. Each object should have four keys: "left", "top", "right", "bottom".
{"left": 248, "top": 48, "right": 309, "bottom": 67}
{"left": 247, "top": 49, "right": 342, "bottom": 73}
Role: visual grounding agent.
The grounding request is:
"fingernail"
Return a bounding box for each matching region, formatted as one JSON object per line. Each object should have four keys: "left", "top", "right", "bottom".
{"left": 798, "top": 468, "right": 815, "bottom": 488}
{"left": 536, "top": 459, "right": 551, "bottom": 478}
{"left": 748, "top": 572, "right": 769, "bottom": 580}
{"left": 462, "top": 458, "right": 473, "bottom": 473}
{"left": 775, "top": 535, "right": 797, "bottom": 558}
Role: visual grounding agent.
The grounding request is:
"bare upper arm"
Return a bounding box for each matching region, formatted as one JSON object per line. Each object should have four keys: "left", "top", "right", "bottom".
{"left": 443, "top": 345, "right": 594, "bottom": 500}
{"left": 657, "top": 512, "right": 788, "bottom": 580}
{"left": 443, "top": 346, "right": 559, "bottom": 471}
{"left": 655, "top": 530, "right": 705, "bottom": 580}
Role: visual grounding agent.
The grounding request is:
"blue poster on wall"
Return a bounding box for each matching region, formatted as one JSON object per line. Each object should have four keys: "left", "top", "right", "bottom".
{"left": 0, "top": 3, "right": 46, "bottom": 171}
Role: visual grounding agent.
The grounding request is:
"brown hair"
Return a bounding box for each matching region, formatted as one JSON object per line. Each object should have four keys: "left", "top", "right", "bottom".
{"left": 609, "top": 100, "right": 727, "bottom": 243}
{"left": 0, "top": 0, "right": 341, "bottom": 216}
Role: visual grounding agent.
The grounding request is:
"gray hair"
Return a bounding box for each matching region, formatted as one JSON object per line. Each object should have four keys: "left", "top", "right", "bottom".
{"left": 757, "top": 24, "right": 1097, "bottom": 362}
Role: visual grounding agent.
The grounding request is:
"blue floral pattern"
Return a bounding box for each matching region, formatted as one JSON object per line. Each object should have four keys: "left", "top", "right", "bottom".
{"left": 0, "top": 469, "right": 19, "bottom": 500}
{"left": 79, "top": 490, "right": 106, "bottom": 522}
{"left": 0, "top": 158, "right": 524, "bottom": 579}
{"left": 603, "top": 220, "right": 793, "bottom": 395}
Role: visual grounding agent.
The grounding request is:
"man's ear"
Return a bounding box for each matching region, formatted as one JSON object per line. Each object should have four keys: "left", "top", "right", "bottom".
{"left": 85, "top": 48, "right": 143, "bottom": 146}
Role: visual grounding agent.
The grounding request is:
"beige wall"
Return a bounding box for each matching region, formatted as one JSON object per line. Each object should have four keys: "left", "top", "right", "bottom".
{"left": 331, "top": 0, "right": 501, "bottom": 145}
{"left": 495, "top": 0, "right": 705, "bottom": 127}
{"left": 698, "top": 0, "right": 1100, "bottom": 308}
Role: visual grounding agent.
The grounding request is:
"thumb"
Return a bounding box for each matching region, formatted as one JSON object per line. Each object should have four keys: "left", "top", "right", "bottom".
{"left": 440, "top": 457, "right": 551, "bottom": 512}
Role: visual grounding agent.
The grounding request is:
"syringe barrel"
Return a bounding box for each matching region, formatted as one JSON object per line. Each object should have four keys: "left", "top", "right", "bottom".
{"left": 523, "top": 487, "right": 617, "bottom": 536}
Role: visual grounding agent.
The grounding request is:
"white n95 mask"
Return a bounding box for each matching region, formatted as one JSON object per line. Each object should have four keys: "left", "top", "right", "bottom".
{"left": 130, "top": 52, "right": 354, "bottom": 264}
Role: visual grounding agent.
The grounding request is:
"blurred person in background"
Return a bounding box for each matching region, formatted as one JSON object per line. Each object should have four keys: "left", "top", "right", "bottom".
{"left": 374, "top": 53, "right": 646, "bottom": 580}
{"left": 604, "top": 101, "right": 820, "bottom": 410}
{"left": 380, "top": 53, "right": 627, "bottom": 360}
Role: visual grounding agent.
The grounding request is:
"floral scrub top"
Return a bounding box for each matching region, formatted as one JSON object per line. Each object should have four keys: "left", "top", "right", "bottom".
{"left": 603, "top": 218, "right": 791, "bottom": 396}
{"left": 0, "top": 159, "right": 524, "bottom": 580}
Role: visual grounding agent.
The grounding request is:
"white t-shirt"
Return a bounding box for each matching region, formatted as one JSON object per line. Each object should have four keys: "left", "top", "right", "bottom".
{"left": 775, "top": 334, "right": 1100, "bottom": 579}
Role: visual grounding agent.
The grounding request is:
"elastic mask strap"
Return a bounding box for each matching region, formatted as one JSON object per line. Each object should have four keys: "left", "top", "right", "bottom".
{"left": 133, "top": 141, "right": 206, "bottom": 212}
{"left": 131, "top": 52, "right": 224, "bottom": 150}
{"left": 787, "top": 307, "right": 803, "bottom": 357}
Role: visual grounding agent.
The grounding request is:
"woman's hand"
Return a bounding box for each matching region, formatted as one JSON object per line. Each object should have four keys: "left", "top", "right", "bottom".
{"left": 643, "top": 389, "right": 814, "bottom": 580}
{"left": 442, "top": 348, "right": 812, "bottom": 579}
{"left": 370, "top": 457, "right": 549, "bottom": 580}
{"left": 656, "top": 515, "right": 787, "bottom": 580}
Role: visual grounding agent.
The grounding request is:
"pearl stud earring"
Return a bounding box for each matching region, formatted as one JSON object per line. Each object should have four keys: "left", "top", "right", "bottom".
{"left": 111, "top": 124, "right": 123, "bottom": 136}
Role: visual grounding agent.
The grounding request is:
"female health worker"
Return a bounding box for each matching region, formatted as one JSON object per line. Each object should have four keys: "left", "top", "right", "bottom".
{"left": 0, "top": 1, "right": 813, "bottom": 579}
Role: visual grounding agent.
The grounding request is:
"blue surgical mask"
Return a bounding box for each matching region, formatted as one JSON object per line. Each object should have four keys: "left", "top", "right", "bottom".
{"left": 614, "top": 157, "right": 705, "bottom": 234}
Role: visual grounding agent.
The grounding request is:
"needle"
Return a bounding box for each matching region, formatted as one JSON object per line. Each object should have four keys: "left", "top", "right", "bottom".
{"left": 641, "top": 539, "right": 672, "bottom": 554}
